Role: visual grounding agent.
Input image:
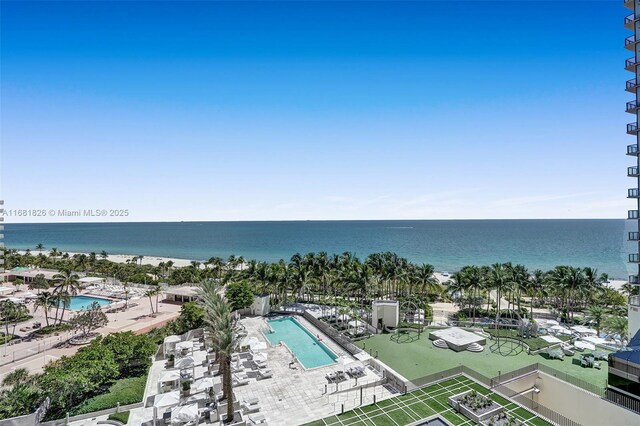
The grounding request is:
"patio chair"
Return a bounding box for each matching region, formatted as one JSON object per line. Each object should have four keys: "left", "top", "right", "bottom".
{"left": 249, "top": 414, "right": 267, "bottom": 424}
{"left": 233, "top": 375, "right": 249, "bottom": 386}
{"left": 256, "top": 369, "right": 273, "bottom": 380}
{"left": 242, "top": 402, "right": 261, "bottom": 414}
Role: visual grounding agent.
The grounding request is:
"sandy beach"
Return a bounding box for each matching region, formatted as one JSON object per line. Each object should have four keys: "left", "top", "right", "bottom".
{"left": 18, "top": 250, "right": 195, "bottom": 268}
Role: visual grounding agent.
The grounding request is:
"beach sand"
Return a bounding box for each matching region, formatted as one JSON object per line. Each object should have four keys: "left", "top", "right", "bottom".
{"left": 17, "top": 250, "right": 194, "bottom": 268}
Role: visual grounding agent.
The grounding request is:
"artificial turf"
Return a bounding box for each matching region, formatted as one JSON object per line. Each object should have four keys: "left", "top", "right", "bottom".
{"left": 356, "top": 329, "right": 609, "bottom": 389}
{"left": 303, "top": 376, "right": 553, "bottom": 426}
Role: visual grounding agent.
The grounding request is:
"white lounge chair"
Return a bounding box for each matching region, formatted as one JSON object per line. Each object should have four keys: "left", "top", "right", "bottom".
{"left": 249, "top": 413, "right": 267, "bottom": 424}
{"left": 256, "top": 369, "right": 272, "bottom": 380}
{"left": 242, "top": 402, "right": 261, "bottom": 414}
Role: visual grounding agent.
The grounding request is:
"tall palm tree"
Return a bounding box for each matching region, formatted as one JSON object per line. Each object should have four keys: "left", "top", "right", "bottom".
{"left": 100, "top": 250, "right": 109, "bottom": 260}
{"left": 33, "top": 291, "right": 53, "bottom": 326}
{"left": 489, "top": 263, "right": 511, "bottom": 332}
{"left": 52, "top": 269, "right": 80, "bottom": 325}
{"left": 583, "top": 305, "right": 606, "bottom": 335}
{"left": 49, "top": 248, "right": 60, "bottom": 264}
{"left": 35, "top": 243, "right": 44, "bottom": 255}
{"left": 603, "top": 315, "right": 629, "bottom": 348}
{"left": 198, "top": 280, "right": 239, "bottom": 422}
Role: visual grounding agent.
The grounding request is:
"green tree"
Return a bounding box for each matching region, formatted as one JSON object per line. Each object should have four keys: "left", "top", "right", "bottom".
{"left": 583, "top": 305, "right": 606, "bottom": 335}
{"left": 28, "top": 273, "right": 49, "bottom": 293}
{"left": 603, "top": 315, "right": 629, "bottom": 348}
{"left": 225, "top": 280, "right": 254, "bottom": 311}
{"left": 69, "top": 302, "right": 108, "bottom": 337}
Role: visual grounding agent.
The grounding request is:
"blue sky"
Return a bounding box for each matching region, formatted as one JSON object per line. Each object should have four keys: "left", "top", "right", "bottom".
{"left": 0, "top": 1, "right": 632, "bottom": 221}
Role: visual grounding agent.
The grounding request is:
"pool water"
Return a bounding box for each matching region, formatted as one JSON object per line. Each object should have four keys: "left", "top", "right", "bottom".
{"left": 265, "top": 317, "right": 337, "bottom": 369}
{"left": 63, "top": 295, "right": 112, "bottom": 310}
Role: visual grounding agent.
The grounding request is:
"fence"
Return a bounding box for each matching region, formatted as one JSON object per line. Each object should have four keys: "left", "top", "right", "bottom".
{"left": 300, "top": 312, "right": 362, "bottom": 356}
{"left": 605, "top": 388, "right": 640, "bottom": 414}
{"left": 38, "top": 402, "right": 143, "bottom": 426}
{"left": 537, "top": 363, "right": 606, "bottom": 397}
{"left": 409, "top": 365, "right": 492, "bottom": 390}
{"left": 0, "top": 333, "right": 70, "bottom": 367}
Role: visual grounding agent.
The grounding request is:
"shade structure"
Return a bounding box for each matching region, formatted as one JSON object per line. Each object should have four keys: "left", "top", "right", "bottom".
{"left": 245, "top": 336, "right": 268, "bottom": 351}
{"left": 171, "top": 403, "right": 198, "bottom": 424}
{"left": 195, "top": 376, "right": 219, "bottom": 391}
{"left": 175, "top": 356, "right": 195, "bottom": 369}
{"left": 21, "top": 292, "right": 37, "bottom": 299}
{"left": 550, "top": 325, "right": 572, "bottom": 335}
{"left": 176, "top": 341, "right": 194, "bottom": 351}
{"left": 159, "top": 370, "right": 180, "bottom": 383}
{"left": 154, "top": 390, "right": 180, "bottom": 408}
{"left": 252, "top": 352, "right": 268, "bottom": 363}
{"left": 540, "top": 335, "right": 562, "bottom": 344}
{"left": 575, "top": 341, "right": 596, "bottom": 351}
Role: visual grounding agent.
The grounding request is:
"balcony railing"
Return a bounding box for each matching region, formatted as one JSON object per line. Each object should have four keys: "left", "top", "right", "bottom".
{"left": 629, "top": 166, "right": 640, "bottom": 177}
{"left": 627, "top": 78, "right": 639, "bottom": 92}
{"left": 626, "top": 35, "right": 638, "bottom": 50}
{"left": 629, "top": 209, "right": 639, "bottom": 219}
{"left": 630, "top": 254, "right": 640, "bottom": 262}
{"left": 625, "top": 13, "right": 638, "bottom": 29}
{"left": 628, "top": 144, "right": 640, "bottom": 155}
{"left": 631, "top": 295, "right": 640, "bottom": 306}
{"left": 628, "top": 123, "right": 639, "bottom": 134}
{"left": 630, "top": 275, "right": 639, "bottom": 284}
{"left": 629, "top": 231, "right": 640, "bottom": 240}
{"left": 629, "top": 188, "right": 640, "bottom": 198}
{"left": 627, "top": 101, "right": 639, "bottom": 113}
{"left": 626, "top": 57, "right": 638, "bottom": 71}
{"left": 625, "top": 0, "right": 635, "bottom": 11}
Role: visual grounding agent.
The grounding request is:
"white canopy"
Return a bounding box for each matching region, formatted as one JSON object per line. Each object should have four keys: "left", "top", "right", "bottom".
{"left": 164, "top": 335, "right": 181, "bottom": 344}
{"left": 154, "top": 391, "right": 180, "bottom": 408}
{"left": 195, "top": 376, "right": 219, "bottom": 391}
{"left": 0, "top": 286, "right": 13, "bottom": 293}
{"left": 253, "top": 352, "right": 268, "bottom": 363}
{"left": 171, "top": 403, "right": 198, "bottom": 423}
{"left": 174, "top": 356, "right": 195, "bottom": 369}
{"left": 571, "top": 326, "right": 597, "bottom": 335}
{"left": 575, "top": 340, "right": 596, "bottom": 351}
{"left": 550, "top": 325, "right": 572, "bottom": 335}
{"left": 539, "top": 319, "right": 559, "bottom": 326}
{"left": 21, "top": 292, "right": 38, "bottom": 299}
{"left": 176, "top": 341, "right": 194, "bottom": 351}
{"left": 158, "top": 370, "right": 181, "bottom": 383}
{"left": 245, "top": 336, "right": 268, "bottom": 351}
{"left": 540, "top": 335, "right": 562, "bottom": 344}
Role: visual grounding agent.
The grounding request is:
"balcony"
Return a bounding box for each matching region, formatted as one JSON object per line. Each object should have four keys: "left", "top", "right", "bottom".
{"left": 629, "top": 209, "right": 639, "bottom": 219}
{"left": 626, "top": 57, "right": 638, "bottom": 71}
{"left": 628, "top": 101, "right": 640, "bottom": 114}
{"left": 627, "top": 78, "right": 639, "bottom": 93}
{"left": 630, "top": 275, "right": 639, "bottom": 284}
{"left": 631, "top": 295, "right": 640, "bottom": 307}
{"left": 629, "top": 166, "right": 640, "bottom": 177}
{"left": 630, "top": 254, "right": 640, "bottom": 262}
{"left": 626, "top": 35, "right": 639, "bottom": 51}
{"left": 625, "top": 0, "right": 635, "bottom": 11}
{"left": 629, "top": 188, "right": 640, "bottom": 198}
{"left": 628, "top": 122, "right": 639, "bottom": 134}
{"left": 625, "top": 13, "right": 638, "bottom": 30}
{"left": 628, "top": 144, "right": 640, "bottom": 155}
{"left": 629, "top": 231, "right": 640, "bottom": 240}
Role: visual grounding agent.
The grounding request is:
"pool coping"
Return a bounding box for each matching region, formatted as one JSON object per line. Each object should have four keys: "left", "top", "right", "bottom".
{"left": 262, "top": 315, "right": 340, "bottom": 371}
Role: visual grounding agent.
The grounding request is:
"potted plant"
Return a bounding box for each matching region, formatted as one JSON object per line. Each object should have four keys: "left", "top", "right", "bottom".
{"left": 181, "top": 380, "right": 191, "bottom": 397}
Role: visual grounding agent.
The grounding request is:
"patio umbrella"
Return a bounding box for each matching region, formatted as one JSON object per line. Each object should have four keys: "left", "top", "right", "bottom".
{"left": 175, "top": 356, "right": 195, "bottom": 369}
{"left": 195, "top": 376, "right": 219, "bottom": 391}
{"left": 154, "top": 391, "right": 180, "bottom": 408}
{"left": 171, "top": 403, "right": 198, "bottom": 424}
{"left": 575, "top": 341, "right": 596, "bottom": 351}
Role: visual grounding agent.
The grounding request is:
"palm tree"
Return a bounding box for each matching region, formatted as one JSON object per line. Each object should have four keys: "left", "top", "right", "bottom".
{"left": 52, "top": 269, "right": 80, "bottom": 325}
{"left": 144, "top": 285, "right": 162, "bottom": 316}
{"left": 49, "top": 248, "right": 60, "bottom": 264}
{"left": 528, "top": 270, "right": 545, "bottom": 319}
{"left": 583, "top": 305, "right": 606, "bottom": 335}
{"left": 603, "top": 315, "right": 629, "bottom": 348}
{"left": 35, "top": 243, "right": 44, "bottom": 255}
{"left": 1, "top": 368, "right": 31, "bottom": 387}
{"left": 489, "top": 263, "right": 511, "bottom": 331}
{"left": 28, "top": 274, "right": 49, "bottom": 294}
{"left": 198, "top": 280, "right": 239, "bottom": 422}
{"left": 100, "top": 250, "right": 109, "bottom": 260}
{"left": 33, "top": 291, "right": 54, "bottom": 326}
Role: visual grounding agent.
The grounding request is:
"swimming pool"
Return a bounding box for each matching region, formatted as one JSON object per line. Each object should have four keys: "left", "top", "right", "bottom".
{"left": 63, "top": 295, "right": 112, "bottom": 310}
{"left": 265, "top": 317, "right": 337, "bottom": 369}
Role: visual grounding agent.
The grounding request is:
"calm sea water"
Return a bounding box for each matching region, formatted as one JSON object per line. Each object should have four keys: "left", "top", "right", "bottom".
{"left": 1, "top": 220, "right": 631, "bottom": 278}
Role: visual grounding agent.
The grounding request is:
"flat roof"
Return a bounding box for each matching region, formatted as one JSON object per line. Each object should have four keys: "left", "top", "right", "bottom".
{"left": 165, "top": 286, "right": 199, "bottom": 297}
{"left": 430, "top": 327, "right": 485, "bottom": 346}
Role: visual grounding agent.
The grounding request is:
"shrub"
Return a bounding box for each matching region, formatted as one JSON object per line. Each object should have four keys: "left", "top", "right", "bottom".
{"left": 35, "top": 324, "right": 71, "bottom": 335}
{"left": 70, "top": 376, "right": 146, "bottom": 415}
{"left": 107, "top": 410, "right": 130, "bottom": 424}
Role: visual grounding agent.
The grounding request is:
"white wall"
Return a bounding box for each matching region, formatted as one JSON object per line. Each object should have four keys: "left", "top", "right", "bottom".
{"left": 508, "top": 372, "right": 639, "bottom": 426}
{"left": 628, "top": 303, "right": 640, "bottom": 341}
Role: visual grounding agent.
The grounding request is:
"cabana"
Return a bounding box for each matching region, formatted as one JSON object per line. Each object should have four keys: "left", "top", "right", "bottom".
{"left": 153, "top": 391, "right": 180, "bottom": 426}
{"left": 163, "top": 335, "right": 181, "bottom": 357}
{"left": 170, "top": 403, "right": 199, "bottom": 425}
{"left": 158, "top": 370, "right": 181, "bottom": 393}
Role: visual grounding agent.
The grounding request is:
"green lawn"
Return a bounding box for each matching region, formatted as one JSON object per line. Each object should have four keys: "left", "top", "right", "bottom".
{"left": 356, "top": 329, "right": 609, "bottom": 389}
{"left": 303, "top": 376, "right": 552, "bottom": 426}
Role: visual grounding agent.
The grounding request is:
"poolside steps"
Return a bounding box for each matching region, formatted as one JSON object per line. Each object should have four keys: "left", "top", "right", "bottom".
{"left": 466, "top": 343, "right": 484, "bottom": 352}
{"left": 433, "top": 339, "right": 448, "bottom": 349}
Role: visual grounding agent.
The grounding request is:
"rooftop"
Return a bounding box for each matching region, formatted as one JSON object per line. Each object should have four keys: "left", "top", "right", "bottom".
{"left": 356, "top": 328, "right": 609, "bottom": 389}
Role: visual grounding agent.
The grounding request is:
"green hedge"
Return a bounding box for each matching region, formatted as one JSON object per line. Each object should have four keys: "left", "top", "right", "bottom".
{"left": 107, "top": 411, "right": 130, "bottom": 424}
{"left": 35, "top": 323, "right": 72, "bottom": 335}
{"left": 70, "top": 376, "right": 146, "bottom": 415}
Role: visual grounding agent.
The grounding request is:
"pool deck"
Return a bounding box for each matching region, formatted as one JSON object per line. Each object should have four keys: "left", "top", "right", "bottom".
{"left": 234, "top": 316, "right": 397, "bottom": 425}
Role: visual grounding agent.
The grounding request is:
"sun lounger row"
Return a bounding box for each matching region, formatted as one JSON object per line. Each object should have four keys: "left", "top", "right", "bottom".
{"left": 326, "top": 371, "right": 347, "bottom": 383}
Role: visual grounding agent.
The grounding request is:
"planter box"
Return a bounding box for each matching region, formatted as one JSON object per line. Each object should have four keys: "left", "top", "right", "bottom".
{"left": 448, "top": 390, "right": 503, "bottom": 423}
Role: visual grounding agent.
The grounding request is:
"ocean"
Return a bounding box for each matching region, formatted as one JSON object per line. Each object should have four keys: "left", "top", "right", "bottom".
{"left": 1, "top": 220, "right": 631, "bottom": 278}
